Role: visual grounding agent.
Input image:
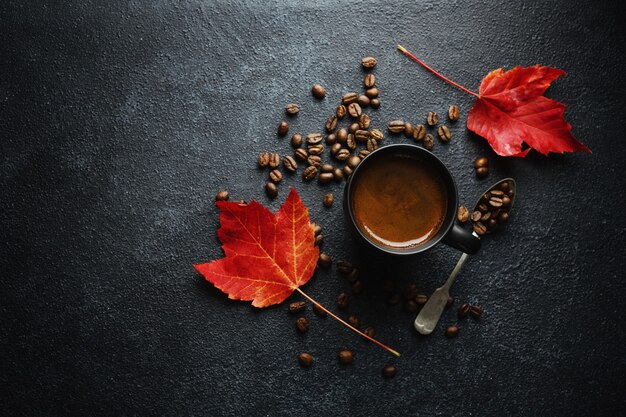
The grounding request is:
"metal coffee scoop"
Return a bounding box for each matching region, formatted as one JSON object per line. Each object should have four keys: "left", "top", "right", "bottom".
{"left": 414, "top": 178, "right": 516, "bottom": 335}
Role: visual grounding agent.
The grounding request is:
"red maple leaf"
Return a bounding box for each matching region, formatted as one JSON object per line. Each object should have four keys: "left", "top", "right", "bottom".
{"left": 398, "top": 45, "right": 591, "bottom": 157}
{"left": 195, "top": 188, "right": 399, "bottom": 356}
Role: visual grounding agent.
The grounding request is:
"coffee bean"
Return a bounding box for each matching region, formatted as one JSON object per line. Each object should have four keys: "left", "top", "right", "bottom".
{"left": 471, "top": 210, "right": 482, "bottom": 222}
{"left": 448, "top": 105, "right": 460, "bottom": 122}
{"left": 366, "top": 137, "right": 378, "bottom": 152}
{"left": 490, "top": 189, "right": 505, "bottom": 197}
{"left": 237, "top": 200, "right": 246, "bottom": 205}
{"left": 388, "top": 120, "right": 405, "bottom": 133}
{"left": 294, "top": 148, "right": 308, "bottom": 161}
{"left": 358, "top": 114, "right": 371, "bottom": 129}
{"left": 347, "top": 315, "right": 359, "bottom": 327}
{"left": 423, "top": 134, "right": 435, "bottom": 150}
{"left": 335, "top": 148, "right": 350, "bottom": 161}
{"left": 413, "top": 124, "right": 426, "bottom": 141}
{"left": 342, "top": 92, "right": 358, "bottom": 105}
{"left": 445, "top": 325, "right": 459, "bottom": 338}
{"left": 500, "top": 181, "right": 510, "bottom": 192}
{"left": 315, "top": 234, "right": 324, "bottom": 246}
{"left": 364, "top": 326, "right": 375, "bottom": 337}
{"left": 382, "top": 364, "right": 397, "bottom": 378}
{"left": 370, "top": 128, "right": 384, "bottom": 141}
{"left": 298, "top": 352, "right": 313, "bottom": 367}
{"left": 361, "top": 56, "right": 377, "bottom": 69}
{"left": 404, "top": 122, "right": 414, "bottom": 137}
{"left": 473, "top": 221, "right": 487, "bottom": 235}
{"left": 337, "top": 292, "right": 349, "bottom": 310}
{"left": 457, "top": 206, "right": 469, "bottom": 223}
{"left": 498, "top": 211, "right": 510, "bottom": 223}
{"left": 215, "top": 191, "right": 229, "bottom": 201}
{"left": 349, "top": 122, "right": 359, "bottom": 134}
{"left": 415, "top": 294, "right": 428, "bottom": 305}
{"left": 387, "top": 292, "right": 401, "bottom": 305}
{"left": 474, "top": 157, "right": 488, "bottom": 168}
{"left": 364, "top": 73, "right": 376, "bottom": 88}
{"left": 343, "top": 165, "right": 353, "bottom": 179}
{"left": 478, "top": 203, "right": 489, "bottom": 213}
{"left": 346, "top": 134, "right": 357, "bottom": 150}
{"left": 311, "top": 84, "right": 326, "bottom": 99}
{"left": 325, "top": 115, "right": 338, "bottom": 132}
{"left": 269, "top": 169, "right": 283, "bottom": 183}
{"left": 470, "top": 305, "right": 482, "bottom": 319}
{"left": 348, "top": 103, "right": 362, "bottom": 118}
{"left": 306, "top": 155, "right": 321, "bottom": 167}
{"left": 336, "top": 104, "right": 347, "bottom": 119}
{"left": 337, "top": 128, "right": 348, "bottom": 142}
{"left": 320, "top": 163, "right": 333, "bottom": 173}
{"left": 319, "top": 172, "right": 334, "bottom": 184}
{"left": 318, "top": 252, "right": 331, "bottom": 268}
{"left": 488, "top": 218, "right": 498, "bottom": 230}
{"left": 325, "top": 133, "right": 337, "bottom": 145}
{"left": 365, "top": 87, "right": 379, "bottom": 99}
{"left": 338, "top": 349, "right": 354, "bottom": 364}
{"left": 437, "top": 125, "right": 452, "bottom": 142}
{"left": 291, "top": 133, "right": 303, "bottom": 148}
{"left": 281, "top": 156, "right": 297, "bottom": 173}
{"left": 312, "top": 223, "right": 322, "bottom": 236}
{"left": 404, "top": 300, "right": 418, "bottom": 313}
{"left": 258, "top": 152, "right": 270, "bottom": 168}
{"left": 489, "top": 197, "right": 503, "bottom": 208}
{"left": 404, "top": 284, "right": 418, "bottom": 300}
{"left": 323, "top": 192, "right": 334, "bottom": 206}
{"left": 269, "top": 153, "right": 280, "bottom": 168}
{"left": 307, "top": 144, "right": 324, "bottom": 155}
{"left": 370, "top": 98, "right": 381, "bottom": 108}
{"left": 355, "top": 130, "right": 370, "bottom": 142}
{"left": 358, "top": 150, "right": 370, "bottom": 159}
{"left": 278, "top": 121, "right": 289, "bottom": 136}
{"left": 351, "top": 280, "right": 364, "bottom": 294}
{"left": 336, "top": 260, "right": 354, "bottom": 275}
{"left": 285, "top": 103, "right": 300, "bottom": 116}
{"left": 480, "top": 211, "right": 491, "bottom": 222}
{"left": 330, "top": 143, "right": 342, "bottom": 156}
{"left": 303, "top": 165, "right": 318, "bottom": 181}
{"left": 477, "top": 166, "right": 490, "bottom": 177}
{"left": 333, "top": 168, "right": 344, "bottom": 181}
{"left": 265, "top": 182, "right": 278, "bottom": 198}
{"left": 502, "top": 195, "right": 511, "bottom": 208}
{"left": 346, "top": 268, "right": 359, "bottom": 283}
{"left": 446, "top": 296, "right": 454, "bottom": 308}
{"left": 458, "top": 303, "right": 470, "bottom": 318}
{"left": 508, "top": 189, "right": 515, "bottom": 198}
{"left": 357, "top": 95, "right": 370, "bottom": 107}
{"left": 289, "top": 301, "right": 306, "bottom": 313}
{"left": 306, "top": 133, "right": 322, "bottom": 145}
{"left": 312, "top": 302, "right": 327, "bottom": 317}
{"left": 427, "top": 111, "right": 439, "bottom": 126}
{"left": 348, "top": 155, "right": 361, "bottom": 169}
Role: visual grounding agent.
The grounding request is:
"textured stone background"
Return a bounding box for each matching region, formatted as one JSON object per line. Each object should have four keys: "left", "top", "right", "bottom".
{"left": 1, "top": 1, "right": 625, "bottom": 416}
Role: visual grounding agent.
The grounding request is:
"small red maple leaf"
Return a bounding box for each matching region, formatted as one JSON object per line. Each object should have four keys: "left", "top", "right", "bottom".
{"left": 398, "top": 45, "right": 591, "bottom": 157}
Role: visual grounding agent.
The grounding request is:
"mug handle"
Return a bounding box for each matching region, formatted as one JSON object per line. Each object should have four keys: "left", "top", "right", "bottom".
{"left": 443, "top": 224, "right": 481, "bottom": 254}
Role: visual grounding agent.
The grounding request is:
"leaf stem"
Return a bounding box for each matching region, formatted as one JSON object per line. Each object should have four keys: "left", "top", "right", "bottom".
{"left": 295, "top": 287, "right": 401, "bottom": 357}
{"left": 397, "top": 44, "right": 478, "bottom": 97}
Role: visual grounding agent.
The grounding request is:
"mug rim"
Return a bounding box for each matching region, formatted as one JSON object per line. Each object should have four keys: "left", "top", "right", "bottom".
{"left": 344, "top": 144, "right": 459, "bottom": 255}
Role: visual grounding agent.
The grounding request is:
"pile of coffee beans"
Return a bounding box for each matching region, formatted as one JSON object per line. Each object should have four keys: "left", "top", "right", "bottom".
{"left": 386, "top": 104, "right": 459, "bottom": 151}
{"left": 471, "top": 179, "right": 514, "bottom": 236}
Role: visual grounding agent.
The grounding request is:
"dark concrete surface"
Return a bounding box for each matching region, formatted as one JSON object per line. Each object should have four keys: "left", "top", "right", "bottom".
{"left": 1, "top": 1, "right": 625, "bottom": 416}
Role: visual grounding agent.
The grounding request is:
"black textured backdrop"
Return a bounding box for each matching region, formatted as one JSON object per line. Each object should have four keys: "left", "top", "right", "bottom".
{"left": 1, "top": 1, "right": 625, "bottom": 416}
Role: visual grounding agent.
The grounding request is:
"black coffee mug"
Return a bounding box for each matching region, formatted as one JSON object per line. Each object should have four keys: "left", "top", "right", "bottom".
{"left": 343, "top": 144, "right": 481, "bottom": 255}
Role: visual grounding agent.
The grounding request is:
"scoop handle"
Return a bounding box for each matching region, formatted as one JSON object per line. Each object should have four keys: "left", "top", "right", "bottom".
{"left": 443, "top": 223, "right": 481, "bottom": 254}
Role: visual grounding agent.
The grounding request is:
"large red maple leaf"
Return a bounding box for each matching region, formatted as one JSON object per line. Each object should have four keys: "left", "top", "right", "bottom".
{"left": 398, "top": 45, "right": 591, "bottom": 157}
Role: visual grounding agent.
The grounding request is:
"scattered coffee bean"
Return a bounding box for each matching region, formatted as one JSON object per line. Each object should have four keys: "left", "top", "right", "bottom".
{"left": 388, "top": 120, "right": 405, "bottom": 133}
{"left": 382, "top": 364, "right": 397, "bottom": 378}
{"left": 387, "top": 292, "right": 401, "bottom": 305}
{"left": 278, "top": 121, "right": 289, "bottom": 136}
{"left": 298, "top": 352, "right": 313, "bottom": 367}
{"left": 415, "top": 294, "right": 428, "bottom": 305}
{"left": 336, "top": 104, "right": 347, "bottom": 119}
{"left": 311, "top": 84, "right": 326, "bottom": 99}
{"left": 351, "top": 280, "right": 364, "bottom": 294}
{"left": 307, "top": 155, "right": 321, "bottom": 167}
{"left": 294, "top": 148, "right": 308, "bottom": 161}
{"left": 404, "top": 300, "right": 418, "bottom": 313}
{"left": 348, "top": 155, "right": 361, "bottom": 169}
{"left": 366, "top": 137, "right": 378, "bottom": 152}
{"left": 319, "top": 172, "right": 334, "bottom": 184}
{"left": 476, "top": 167, "right": 489, "bottom": 177}
{"left": 312, "top": 302, "right": 327, "bottom": 317}
{"left": 346, "top": 134, "right": 357, "bottom": 150}
{"left": 370, "top": 128, "right": 384, "bottom": 141}
{"left": 291, "top": 133, "right": 303, "bottom": 148}
{"left": 413, "top": 124, "right": 426, "bottom": 141}
{"left": 347, "top": 315, "right": 359, "bottom": 327}
{"left": 365, "top": 87, "right": 379, "bottom": 99}
{"left": 364, "top": 327, "right": 375, "bottom": 337}
{"left": 215, "top": 191, "right": 229, "bottom": 201}
{"left": 335, "top": 149, "right": 350, "bottom": 161}
{"left": 314, "top": 234, "right": 324, "bottom": 246}
{"left": 423, "top": 134, "right": 435, "bottom": 150}
{"left": 338, "top": 349, "right": 354, "bottom": 364}
{"left": 470, "top": 305, "right": 482, "bottom": 319}
{"left": 474, "top": 221, "right": 487, "bottom": 235}
{"left": 330, "top": 143, "right": 342, "bottom": 156}
{"left": 427, "top": 111, "right": 439, "bottom": 126}
{"left": 457, "top": 206, "right": 469, "bottom": 223}
{"left": 337, "top": 292, "right": 350, "bottom": 310}
{"left": 313, "top": 223, "right": 322, "bottom": 236}
{"left": 333, "top": 168, "right": 343, "bottom": 181}
{"left": 361, "top": 56, "right": 377, "bottom": 69}
{"left": 358, "top": 149, "right": 370, "bottom": 159}
{"left": 258, "top": 152, "right": 270, "bottom": 168}
{"left": 348, "top": 103, "right": 362, "bottom": 117}
{"left": 448, "top": 105, "right": 460, "bottom": 122}
{"left": 303, "top": 165, "right": 318, "bottom": 181}
{"left": 337, "top": 260, "right": 354, "bottom": 275}
{"left": 446, "top": 296, "right": 454, "bottom": 308}
{"left": 358, "top": 114, "right": 371, "bottom": 129}
{"left": 348, "top": 122, "right": 359, "bottom": 134}
{"left": 364, "top": 73, "right": 376, "bottom": 88}
{"left": 319, "top": 163, "right": 333, "bottom": 173}
{"left": 437, "top": 125, "right": 452, "bottom": 142}
{"left": 325, "top": 115, "right": 338, "bottom": 132}
{"left": 404, "top": 122, "right": 414, "bottom": 137}
{"left": 342, "top": 92, "right": 358, "bottom": 105}
{"left": 325, "top": 133, "right": 337, "bottom": 145}
{"left": 445, "top": 325, "right": 459, "bottom": 338}
{"left": 269, "top": 169, "right": 283, "bottom": 183}
{"left": 343, "top": 165, "right": 353, "bottom": 179}
{"left": 306, "top": 133, "right": 323, "bottom": 145}
{"left": 265, "top": 182, "right": 278, "bottom": 198}
{"left": 289, "top": 301, "right": 306, "bottom": 313}
{"left": 307, "top": 144, "right": 324, "bottom": 155}
{"left": 283, "top": 155, "right": 298, "bottom": 172}
{"left": 318, "top": 252, "right": 332, "bottom": 268}
{"left": 269, "top": 152, "right": 280, "bottom": 168}
{"left": 323, "top": 192, "right": 334, "bottom": 206}
{"left": 346, "top": 268, "right": 359, "bottom": 284}
{"left": 285, "top": 103, "right": 300, "bottom": 116}
{"left": 370, "top": 98, "right": 381, "bottom": 108}
{"left": 458, "top": 303, "right": 470, "bottom": 319}
{"left": 357, "top": 95, "right": 370, "bottom": 107}
{"left": 337, "top": 128, "right": 348, "bottom": 142}
{"left": 355, "top": 130, "right": 370, "bottom": 142}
